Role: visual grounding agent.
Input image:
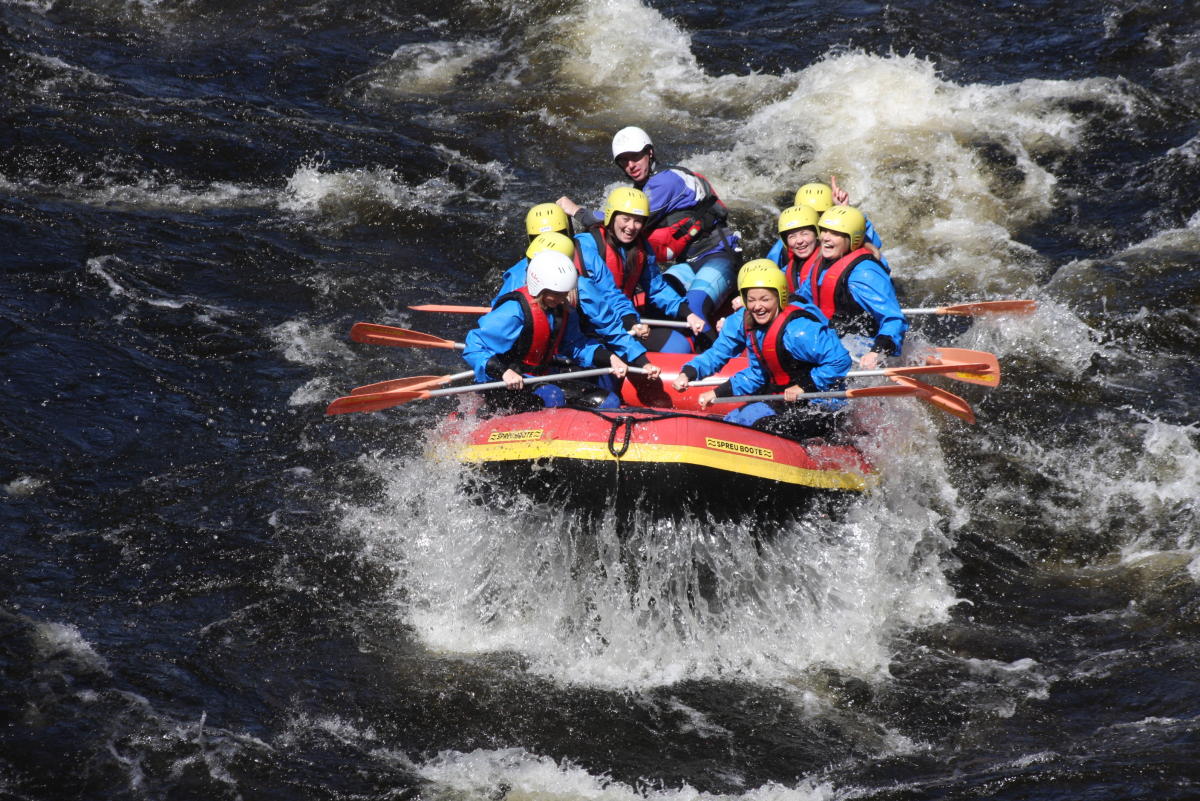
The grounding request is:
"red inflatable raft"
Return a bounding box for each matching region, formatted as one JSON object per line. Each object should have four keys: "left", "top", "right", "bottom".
{"left": 451, "top": 354, "right": 875, "bottom": 516}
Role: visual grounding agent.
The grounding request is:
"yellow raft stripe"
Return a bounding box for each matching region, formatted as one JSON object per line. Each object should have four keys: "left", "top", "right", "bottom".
{"left": 460, "top": 439, "right": 869, "bottom": 491}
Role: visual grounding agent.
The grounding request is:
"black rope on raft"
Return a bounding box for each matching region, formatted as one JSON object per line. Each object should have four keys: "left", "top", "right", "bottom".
{"left": 606, "top": 415, "right": 634, "bottom": 458}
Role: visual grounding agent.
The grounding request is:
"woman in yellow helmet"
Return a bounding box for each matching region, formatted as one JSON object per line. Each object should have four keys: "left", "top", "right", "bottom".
{"left": 675, "top": 260, "right": 851, "bottom": 438}
{"left": 793, "top": 206, "right": 907, "bottom": 370}
{"left": 768, "top": 178, "right": 889, "bottom": 270}
{"left": 573, "top": 187, "right": 706, "bottom": 353}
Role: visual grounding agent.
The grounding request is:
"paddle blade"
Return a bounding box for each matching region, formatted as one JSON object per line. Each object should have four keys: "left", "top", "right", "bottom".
{"left": 351, "top": 375, "right": 446, "bottom": 395}
{"left": 410, "top": 304, "right": 491, "bottom": 314}
{"left": 844, "top": 384, "right": 925, "bottom": 399}
{"left": 349, "top": 322, "right": 462, "bottom": 350}
{"left": 889, "top": 376, "right": 976, "bottom": 424}
{"left": 324, "top": 389, "right": 428, "bottom": 416}
{"left": 924, "top": 347, "right": 1001, "bottom": 387}
{"left": 938, "top": 299, "right": 1037, "bottom": 316}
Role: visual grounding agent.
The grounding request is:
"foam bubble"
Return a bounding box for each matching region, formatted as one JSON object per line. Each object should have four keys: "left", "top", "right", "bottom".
{"left": 34, "top": 621, "right": 110, "bottom": 673}
{"left": 5, "top": 475, "right": 47, "bottom": 496}
{"left": 994, "top": 416, "right": 1199, "bottom": 559}
{"left": 551, "top": 0, "right": 787, "bottom": 123}
{"left": 279, "top": 153, "right": 510, "bottom": 222}
{"left": 270, "top": 319, "right": 355, "bottom": 368}
{"left": 703, "top": 52, "right": 1138, "bottom": 298}
{"left": 366, "top": 40, "right": 501, "bottom": 96}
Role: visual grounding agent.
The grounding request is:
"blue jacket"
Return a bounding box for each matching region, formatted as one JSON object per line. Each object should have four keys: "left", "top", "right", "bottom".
{"left": 491, "top": 256, "right": 648, "bottom": 363}
{"left": 462, "top": 297, "right": 605, "bottom": 383}
{"left": 793, "top": 253, "right": 907, "bottom": 353}
{"left": 574, "top": 231, "right": 686, "bottom": 322}
{"left": 682, "top": 305, "right": 849, "bottom": 407}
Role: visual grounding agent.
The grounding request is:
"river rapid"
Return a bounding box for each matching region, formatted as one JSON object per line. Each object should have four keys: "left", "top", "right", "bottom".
{"left": 3, "top": 1, "right": 1199, "bottom": 798}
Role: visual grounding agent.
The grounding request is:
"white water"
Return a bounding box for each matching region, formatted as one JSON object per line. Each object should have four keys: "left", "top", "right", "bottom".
{"left": 416, "top": 747, "right": 843, "bottom": 801}
{"left": 339, "top": 396, "right": 963, "bottom": 691}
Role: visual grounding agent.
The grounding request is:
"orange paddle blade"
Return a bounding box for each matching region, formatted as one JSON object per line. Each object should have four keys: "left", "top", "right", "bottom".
{"left": 924, "top": 347, "right": 1001, "bottom": 387}
{"left": 938, "top": 300, "right": 1037, "bottom": 316}
{"left": 349, "top": 322, "right": 462, "bottom": 349}
{"left": 889, "top": 376, "right": 976, "bottom": 424}
{"left": 325, "top": 389, "right": 428, "bottom": 416}
{"left": 351, "top": 375, "right": 446, "bottom": 395}
{"left": 410, "top": 304, "right": 491, "bottom": 314}
{"left": 881, "top": 362, "right": 989, "bottom": 379}
{"left": 844, "top": 384, "right": 925, "bottom": 399}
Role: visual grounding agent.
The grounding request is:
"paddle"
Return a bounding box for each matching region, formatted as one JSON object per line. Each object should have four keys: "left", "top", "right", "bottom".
{"left": 408, "top": 304, "right": 690, "bottom": 329}
{"left": 350, "top": 370, "right": 476, "bottom": 396}
{"left": 887, "top": 376, "right": 976, "bottom": 423}
{"left": 710, "top": 379, "right": 976, "bottom": 424}
{"left": 325, "top": 367, "right": 618, "bottom": 416}
{"left": 901, "top": 299, "right": 1037, "bottom": 316}
{"left": 853, "top": 347, "right": 999, "bottom": 387}
{"left": 688, "top": 347, "right": 1000, "bottom": 388}
{"left": 349, "top": 322, "right": 464, "bottom": 350}
{"left": 918, "top": 346, "right": 1000, "bottom": 387}
{"left": 710, "top": 384, "right": 927, "bottom": 404}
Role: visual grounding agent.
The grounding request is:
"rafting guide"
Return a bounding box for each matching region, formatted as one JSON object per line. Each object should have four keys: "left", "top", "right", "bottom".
{"left": 558, "top": 126, "right": 743, "bottom": 344}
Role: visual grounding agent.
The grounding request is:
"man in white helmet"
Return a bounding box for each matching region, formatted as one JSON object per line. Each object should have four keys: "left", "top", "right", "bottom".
{"left": 558, "top": 126, "right": 742, "bottom": 344}
{"left": 463, "top": 250, "right": 660, "bottom": 412}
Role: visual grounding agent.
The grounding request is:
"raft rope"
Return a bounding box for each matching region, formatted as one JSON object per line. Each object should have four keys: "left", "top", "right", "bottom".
{"left": 606, "top": 416, "right": 634, "bottom": 458}
{"left": 567, "top": 405, "right": 698, "bottom": 459}
{"left": 564, "top": 402, "right": 843, "bottom": 458}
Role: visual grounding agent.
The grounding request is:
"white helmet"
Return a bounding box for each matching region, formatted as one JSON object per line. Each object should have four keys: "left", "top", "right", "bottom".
{"left": 526, "top": 250, "right": 578, "bottom": 296}
{"left": 611, "top": 126, "right": 653, "bottom": 161}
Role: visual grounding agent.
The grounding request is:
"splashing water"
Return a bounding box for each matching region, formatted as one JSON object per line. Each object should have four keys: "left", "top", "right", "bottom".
{"left": 341, "top": 397, "right": 962, "bottom": 690}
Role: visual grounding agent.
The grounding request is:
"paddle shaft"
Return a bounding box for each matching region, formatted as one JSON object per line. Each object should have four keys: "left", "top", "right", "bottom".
{"left": 419, "top": 367, "right": 616, "bottom": 398}
{"left": 710, "top": 386, "right": 918, "bottom": 404}
{"left": 901, "top": 299, "right": 1036, "bottom": 315}
{"left": 684, "top": 361, "right": 991, "bottom": 387}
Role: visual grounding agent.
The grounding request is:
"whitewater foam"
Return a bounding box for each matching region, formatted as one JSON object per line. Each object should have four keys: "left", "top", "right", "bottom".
{"left": 341, "top": 393, "right": 960, "bottom": 691}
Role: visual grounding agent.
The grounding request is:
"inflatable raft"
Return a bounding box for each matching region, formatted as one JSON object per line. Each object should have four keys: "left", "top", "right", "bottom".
{"left": 452, "top": 353, "right": 875, "bottom": 518}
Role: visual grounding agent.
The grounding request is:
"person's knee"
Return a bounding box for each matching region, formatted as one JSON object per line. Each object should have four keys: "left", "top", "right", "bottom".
{"left": 658, "top": 330, "right": 693, "bottom": 353}
{"left": 725, "top": 401, "right": 775, "bottom": 427}
{"left": 663, "top": 263, "right": 695, "bottom": 295}
{"left": 688, "top": 258, "right": 736, "bottom": 304}
{"left": 533, "top": 384, "right": 565, "bottom": 407}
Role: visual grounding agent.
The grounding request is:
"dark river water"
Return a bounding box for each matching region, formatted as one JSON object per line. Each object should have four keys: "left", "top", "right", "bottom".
{"left": 3, "top": 0, "right": 1200, "bottom": 798}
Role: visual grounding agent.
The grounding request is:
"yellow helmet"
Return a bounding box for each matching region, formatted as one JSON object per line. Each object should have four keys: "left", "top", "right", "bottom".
{"left": 737, "top": 259, "right": 789, "bottom": 306}
{"left": 777, "top": 204, "right": 820, "bottom": 242}
{"left": 603, "top": 187, "right": 650, "bottom": 226}
{"left": 794, "top": 183, "right": 834, "bottom": 213}
{"left": 817, "top": 206, "right": 866, "bottom": 250}
{"left": 525, "top": 203, "right": 570, "bottom": 237}
{"left": 525, "top": 231, "right": 575, "bottom": 260}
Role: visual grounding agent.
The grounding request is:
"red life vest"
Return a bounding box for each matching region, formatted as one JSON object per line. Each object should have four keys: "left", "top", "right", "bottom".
{"left": 744, "top": 305, "right": 822, "bottom": 391}
{"left": 588, "top": 226, "right": 647, "bottom": 298}
{"left": 643, "top": 165, "right": 730, "bottom": 263}
{"left": 796, "top": 247, "right": 876, "bottom": 335}
{"left": 782, "top": 248, "right": 822, "bottom": 297}
{"left": 493, "top": 287, "right": 568, "bottom": 373}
